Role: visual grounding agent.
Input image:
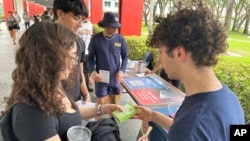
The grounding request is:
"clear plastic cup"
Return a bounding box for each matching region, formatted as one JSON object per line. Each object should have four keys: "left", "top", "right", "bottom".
{"left": 167, "top": 101, "right": 181, "bottom": 118}
{"left": 67, "top": 125, "right": 92, "bottom": 141}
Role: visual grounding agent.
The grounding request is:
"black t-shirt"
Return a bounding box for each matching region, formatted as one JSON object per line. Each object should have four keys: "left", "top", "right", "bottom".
{"left": 62, "top": 36, "right": 86, "bottom": 101}
{"left": 12, "top": 102, "right": 82, "bottom": 141}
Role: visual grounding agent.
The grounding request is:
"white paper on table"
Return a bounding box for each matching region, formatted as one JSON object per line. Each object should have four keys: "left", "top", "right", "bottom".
{"left": 99, "top": 70, "right": 110, "bottom": 83}
{"left": 136, "top": 73, "right": 145, "bottom": 77}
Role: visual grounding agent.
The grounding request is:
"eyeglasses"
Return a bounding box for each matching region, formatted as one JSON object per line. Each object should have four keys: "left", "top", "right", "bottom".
{"left": 107, "top": 26, "right": 117, "bottom": 30}
{"left": 69, "top": 13, "right": 85, "bottom": 24}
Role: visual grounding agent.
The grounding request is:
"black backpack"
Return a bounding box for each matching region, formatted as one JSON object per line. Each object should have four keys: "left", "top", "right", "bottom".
{"left": 86, "top": 118, "right": 122, "bottom": 141}
{"left": 0, "top": 103, "right": 19, "bottom": 141}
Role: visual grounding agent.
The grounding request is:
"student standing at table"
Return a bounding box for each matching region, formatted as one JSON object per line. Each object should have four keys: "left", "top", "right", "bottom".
{"left": 3, "top": 22, "right": 122, "bottom": 141}
{"left": 88, "top": 12, "right": 128, "bottom": 104}
{"left": 78, "top": 18, "right": 94, "bottom": 92}
{"left": 53, "top": 0, "right": 91, "bottom": 102}
{"left": 136, "top": 1, "right": 245, "bottom": 141}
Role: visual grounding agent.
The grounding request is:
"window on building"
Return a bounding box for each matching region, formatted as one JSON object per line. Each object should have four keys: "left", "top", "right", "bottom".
{"left": 104, "top": 1, "right": 111, "bottom": 7}
{"left": 115, "top": 2, "right": 119, "bottom": 8}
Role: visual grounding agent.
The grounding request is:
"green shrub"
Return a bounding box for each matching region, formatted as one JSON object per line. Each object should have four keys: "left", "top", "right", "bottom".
{"left": 124, "top": 36, "right": 148, "bottom": 60}
{"left": 0, "top": 14, "right": 4, "bottom": 21}
{"left": 93, "top": 24, "right": 103, "bottom": 35}
{"left": 124, "top": 36, "right": 159, "bottom": 66}
{"left": 214, "top": 56, "right": 250, "bottom": 124}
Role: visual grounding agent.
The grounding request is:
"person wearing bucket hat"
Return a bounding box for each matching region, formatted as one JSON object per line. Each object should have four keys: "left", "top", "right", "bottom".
{"left": 88, "top": 12, "right": 128, "bottom": 105}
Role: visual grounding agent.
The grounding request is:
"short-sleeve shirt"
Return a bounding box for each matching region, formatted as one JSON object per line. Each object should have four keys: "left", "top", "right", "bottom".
{"left": 167, "top": 83, "right": 245, "bottom": 141}
{"left": 61, "top": 36, "right": 86, "bottom": 101}
{"left": 88, "top": 32, "right": 128, "bottom": 85}
{"left": 12, "top": 102, "right": 82, "bottom": 141}
{"left": 7, "top": 17, "right": 16, "bottom": 27}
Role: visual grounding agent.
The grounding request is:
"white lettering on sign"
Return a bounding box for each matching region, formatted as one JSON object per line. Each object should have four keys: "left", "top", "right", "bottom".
{"left": 234, "top": 129, "right": 247, "bottom": 136}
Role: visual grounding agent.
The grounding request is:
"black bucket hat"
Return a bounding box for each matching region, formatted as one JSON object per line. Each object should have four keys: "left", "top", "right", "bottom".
{"left": 98, "top": 12, "right": 121, "bottom": 28}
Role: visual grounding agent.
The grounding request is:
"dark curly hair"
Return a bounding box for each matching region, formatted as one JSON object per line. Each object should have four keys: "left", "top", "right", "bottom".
{"left": 4, "top": 22, "right": 76, "bottom": 117}
{"left": 147, "top": 1, "right": 228, "bottom": 66}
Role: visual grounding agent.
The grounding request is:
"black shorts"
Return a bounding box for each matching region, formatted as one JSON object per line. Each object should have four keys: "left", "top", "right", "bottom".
{"left": 8, "top": 25, "right": 18, "bottom": 31}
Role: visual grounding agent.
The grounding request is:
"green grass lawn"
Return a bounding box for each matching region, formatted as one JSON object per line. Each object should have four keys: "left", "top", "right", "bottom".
{"left": 227, "top": 31, "right": 250, "bottom": 64}
{"left": 141, "top": 25, "right": 250, "bottom": 64}
{"left": 227, "top": 32, "right": 250, "bottom": 53}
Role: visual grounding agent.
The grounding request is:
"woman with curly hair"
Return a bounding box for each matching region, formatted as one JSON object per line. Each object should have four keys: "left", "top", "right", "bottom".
{"left": 3, "top": 22, "right": 122, "bottom": 141}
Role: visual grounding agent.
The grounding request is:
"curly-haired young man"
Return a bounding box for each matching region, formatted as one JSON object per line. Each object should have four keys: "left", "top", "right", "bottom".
{"left": 136, "top": 1, "right": 244, "bottom": 141}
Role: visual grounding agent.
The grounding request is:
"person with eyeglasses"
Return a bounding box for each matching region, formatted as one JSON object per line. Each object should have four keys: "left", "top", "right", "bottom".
{"left": 88, "top": 12, "right": 129, "bottom": 105}
{"left": 53, "top": 0, "right": 91, "bottom": 103}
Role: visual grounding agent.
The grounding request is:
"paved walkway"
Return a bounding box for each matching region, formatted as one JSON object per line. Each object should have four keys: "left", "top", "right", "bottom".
{"left": 0, "top": 22, "right": 141, "bottom": 141}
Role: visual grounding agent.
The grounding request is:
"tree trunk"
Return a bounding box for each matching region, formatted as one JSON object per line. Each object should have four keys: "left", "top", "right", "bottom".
{"left": 144, "top": 13, "right": 148, "bottom": 26}
{"left": 243, "top": 11, "right": 250, "bottom": 34}
{"left": 148, "top": 0, "right": 156, "bottom": 34}
{"left": 143, "top": 1, "right": 150, "bottom": 26}
{"left": 236, "top": 16, "right": 246, "bottom": 31}
{"left": 224, "top": 0, "right": 235, "bottom": 33}
{"left": 231, "top": 22, "right": 237, "bottom": 31}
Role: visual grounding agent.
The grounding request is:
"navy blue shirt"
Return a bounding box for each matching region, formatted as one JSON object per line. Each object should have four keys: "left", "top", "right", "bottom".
{"left": 88, "top": 32, "right": 128, "bottom": 84}
{"left": 168, "top": 83, "right": 245, "bottom": 141}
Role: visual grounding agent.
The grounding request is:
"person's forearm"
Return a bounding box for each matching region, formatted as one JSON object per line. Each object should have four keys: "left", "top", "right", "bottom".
{"left": 79, "top": 104, "right": 109, "bottom": 120}
{"left": 79, "top": 106, "right": 98, "bottom": 120}
{"left": 120, "top": 53, "right": 128, "bottom": 72}
{"left": 6, "top": 19, "right": 8, "bottom": 26}
{"left": 151, "top": 111, "right": 173, "bottom": 130}
{"left": 151, "top": 59, "right": 162, "bottom": 73}
{"left": 80, "top": 63, "right": 89, "bottom": 95}
{"left": 87, "top": 54, "right": 95, "bottom": 73}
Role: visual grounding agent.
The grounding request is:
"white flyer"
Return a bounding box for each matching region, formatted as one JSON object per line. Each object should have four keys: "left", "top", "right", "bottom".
{"left": 99, "top": 70, "right": 110, "bottom": 83}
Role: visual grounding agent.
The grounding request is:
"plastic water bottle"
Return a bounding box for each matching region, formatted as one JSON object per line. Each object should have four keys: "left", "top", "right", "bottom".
{"left": 137, "top": 60, "right": 143, "bottom": 73}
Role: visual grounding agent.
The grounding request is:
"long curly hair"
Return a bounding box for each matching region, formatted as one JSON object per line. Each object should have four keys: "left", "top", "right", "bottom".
{"left": 3, "top": 22, "right": 76, "bottom": 117}
{"left": 147, "top": 0, "right": 228, "bottom": 66}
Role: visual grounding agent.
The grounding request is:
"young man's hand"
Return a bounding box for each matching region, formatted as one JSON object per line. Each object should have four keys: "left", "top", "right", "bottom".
{"left": 82, "top": 94, "right": 91, "bottom": 102}
{"left": 138, "top": 136, "right": 148, "bottom": 141}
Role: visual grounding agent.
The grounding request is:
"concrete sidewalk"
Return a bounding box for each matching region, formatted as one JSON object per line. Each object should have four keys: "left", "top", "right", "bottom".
{"left": 0, "top": 22, "right": 141, "bottom": 141}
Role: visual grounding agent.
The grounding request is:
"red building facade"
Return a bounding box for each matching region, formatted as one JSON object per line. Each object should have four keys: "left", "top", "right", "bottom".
{"left": 2, "top": 0, "right": 143, "bottom": 36}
